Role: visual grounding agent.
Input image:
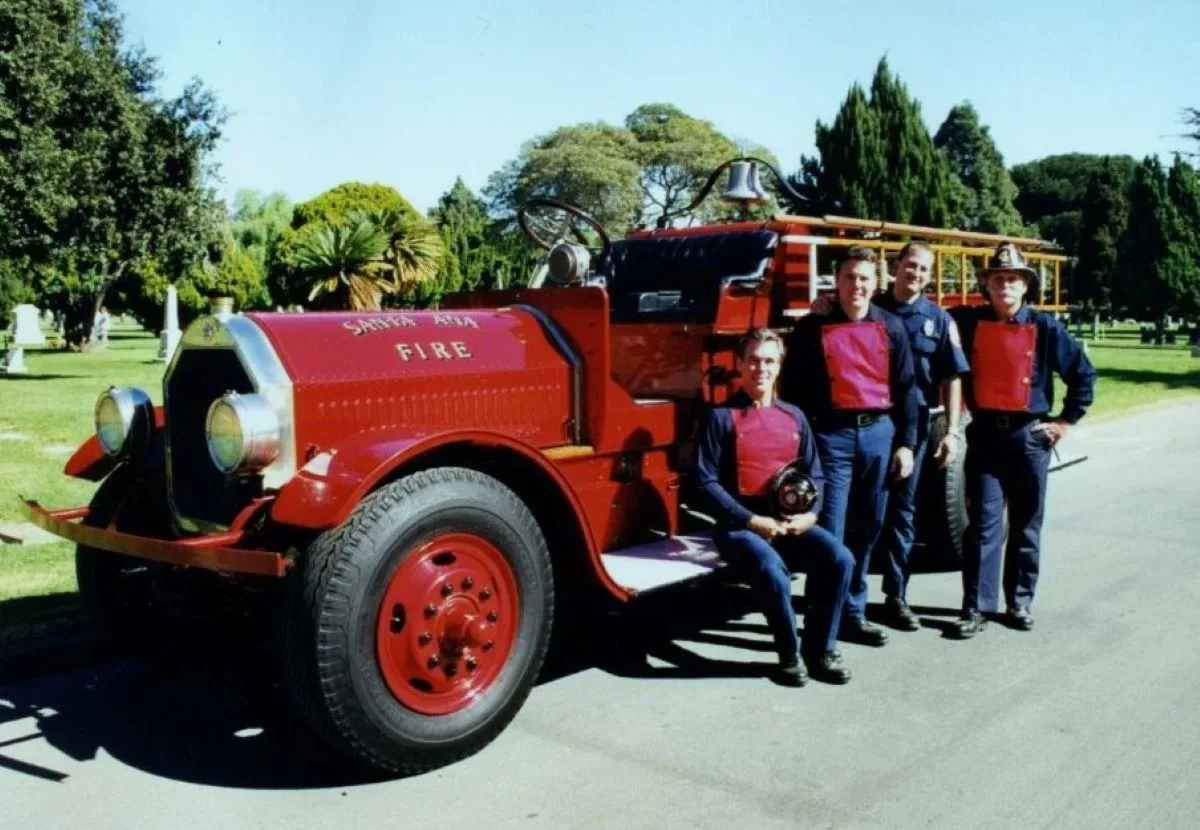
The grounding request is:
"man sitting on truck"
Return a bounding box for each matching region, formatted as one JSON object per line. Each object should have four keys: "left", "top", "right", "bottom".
{"left": 694, "top": 329, "right": 855, "bottom": 687}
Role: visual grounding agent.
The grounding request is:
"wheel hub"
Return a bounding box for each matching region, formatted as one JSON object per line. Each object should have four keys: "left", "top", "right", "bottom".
{"left": 375, "top": 532, "right": 519, "bottom": 715}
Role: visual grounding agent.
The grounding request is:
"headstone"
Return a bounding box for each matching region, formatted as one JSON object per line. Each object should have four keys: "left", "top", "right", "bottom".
{"left": 156, "top": 284, "right": 182, "bottom": 362}
{"left": 3, "top": 345, "right": 27, "bottom": 374}
{"left": 11, "top": 304, "right": 45, "bottom": 346}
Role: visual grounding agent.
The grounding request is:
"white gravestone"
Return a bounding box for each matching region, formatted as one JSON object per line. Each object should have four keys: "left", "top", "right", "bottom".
{"left": 157, "top": 284, "right": 182, "bottom": 362}
{"left": 11, "top": 304, "right": 45, "bottom": 346}
{"left": 4, "top": 345, "right": 27, "bottom": 374}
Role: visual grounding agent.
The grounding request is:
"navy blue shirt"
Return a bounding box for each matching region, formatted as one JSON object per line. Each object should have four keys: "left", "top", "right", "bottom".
{"left": 874, "top": 294, "right": 970, "bottom": 408}
{"left": 694, "top": 390, "right": 824, "bottom": 529}
{"left": 950, "top": 304, "right": 1097, "bottom": 424}
{"left": 779, "top": 304, "right": 920, "bottom": 448}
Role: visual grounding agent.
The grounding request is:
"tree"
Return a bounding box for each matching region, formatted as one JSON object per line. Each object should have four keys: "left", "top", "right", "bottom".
{"left": 1181, "top": 107, "right": 1200, "bottom": 160}
{"left": 430, "top": 178, "right": 493, "bottom": 292}
{"left": 0, "top": 0, "right": 226, "bottom": 347}
{"left": 1165, "top": 155, "right": 1200, "bottom": 317}
{"left": 624, "top": 103, "right": 740, "bottom": 224}
{"left": 291, "top": 213, "right": 390, "bottom": 311}
{"left": 934, "top": 103, "right": 1024, "bottom": 234}
{"left": 1074, "top": 158, "right": 1131, "bottom": 315}
{"left": 1115, "top": 157, "right": 1191, "bottom": 328}
{"left": 369, "top": 206, "right": 445, "bottom": 300}
{"left": 483, "top": 123, "right": 643, "bottom": 233}
{"left": 789, "top": 58, "right": 950, "bottom": 225}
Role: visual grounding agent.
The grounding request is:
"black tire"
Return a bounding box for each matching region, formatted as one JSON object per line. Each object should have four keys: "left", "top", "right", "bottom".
{"left": 281, "top": 466, "right": 554, "bottom": 776}
{"left": 77, "top": 457, "right": 261, "bottom": 656}
{"left": 914, "top": 410, "right": 971, "bottom": 568}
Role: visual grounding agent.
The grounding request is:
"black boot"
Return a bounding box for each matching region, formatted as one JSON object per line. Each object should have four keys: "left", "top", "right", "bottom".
{"left": 884, "top": 596, "right": 920, "bottom": 631}
{"left": 1005, "top": 606, "right": 1034, "bottom": 631}
{"left": 804, "top": 650, "right": 852, "bottom": 684}
{"left": 954, "top": 609, "right": 987, "bottom": 639}
{"left": 840, "top": 616, "right": 889, "bottom": 646}
{"left": 773, "top": 656, "right": 808, "bottom": 687}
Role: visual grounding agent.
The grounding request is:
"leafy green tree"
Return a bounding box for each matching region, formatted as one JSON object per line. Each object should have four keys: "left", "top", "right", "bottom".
{"left": 483, "top": 122, "right": 643, "bottom": 233}
{"left": 1115, "top": 157, "right": 1190, "bottom": 328}
{"left": 0, "top": 0, "right": 226, "bottom": 347}
{"left": 1165, "top": 155, "right": 1200, "bottom": 318}
{"left": 1074, "top": 158, "right": 1131, "bottom": 315}
{"left": 624, "top": 103, "right": 740, "bottom": 223}
{"left": 369, "top": 206, "right": 445, "bottom": 297}
{"left": 430, "top": 178, "right": 493, "bottom": 292}
{"left": 934, "top": 102, "right": 1024, "bottom": 234}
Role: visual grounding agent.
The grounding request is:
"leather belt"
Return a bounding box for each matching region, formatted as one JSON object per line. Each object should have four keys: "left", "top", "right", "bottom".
{"left": 814, "top": 411, "right": 888, "bottom": 429}
{"left": 975, "top": 411, "right": 1039, "bottom": 430}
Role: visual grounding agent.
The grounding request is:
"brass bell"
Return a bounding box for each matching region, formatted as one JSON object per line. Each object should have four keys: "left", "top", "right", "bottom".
{"left": 721, "top": 159, "right": 767, "bottom": 204}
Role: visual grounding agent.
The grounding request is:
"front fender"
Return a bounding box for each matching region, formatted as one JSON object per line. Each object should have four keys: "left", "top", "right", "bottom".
{"left": 64, "top": 406, "right": 166, "bottom": 481}
{"left": 270, "top": 428, "right": 591, "bottom": 534}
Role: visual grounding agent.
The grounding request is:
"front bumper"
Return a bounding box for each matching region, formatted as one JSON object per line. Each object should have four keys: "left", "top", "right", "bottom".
{"left": 19, "top": 498, "right": 291, "bottom": 578}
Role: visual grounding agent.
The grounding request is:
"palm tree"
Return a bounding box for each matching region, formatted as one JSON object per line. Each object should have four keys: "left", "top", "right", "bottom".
{"left": 292, "top": 213, "right": 390, "bottom": 310}
{"left": 368, "top": 207, "right": 445, "bottom": 294}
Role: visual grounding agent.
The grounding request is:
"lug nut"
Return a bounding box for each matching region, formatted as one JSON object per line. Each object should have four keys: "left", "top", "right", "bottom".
{"left": 424, "top": 604, "right": 437, "bottom": 618}
{"left": 418, "top": 632, "right": 432, "bottom": 646}
{"left": 479, "top": 588, "right": 492, "bottom": 600}
{"left": 483, "top": 640, "right": 494, "bottom": 651}
{"left": 465, "top": 657, "right": 477, "bottom": 671}
{"left": 427, "top": 655, "right": 440, "bottom": 669}
{"left": 441, "top": 583, "right": 454, "bottom": 597}
{"left": 445, "top": 663, "right": 458, "bottom": 677}
{"left": 462, "top": 576, "right": 474, "bottom": 590}
{"left": 487, "top": 611, "right": 498, "bottom": 623}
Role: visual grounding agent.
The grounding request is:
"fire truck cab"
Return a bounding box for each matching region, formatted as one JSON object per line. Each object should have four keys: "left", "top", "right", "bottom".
{"left": 20, "top": 158, "right": 1069, "bottom": 776}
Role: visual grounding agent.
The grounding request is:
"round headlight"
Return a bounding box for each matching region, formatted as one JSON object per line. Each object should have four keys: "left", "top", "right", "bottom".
{"left": 94, "top": 387, "right": 154, "bottom": 457}
{"left": 205, "top": 392, "right": 280, "bottom": 474}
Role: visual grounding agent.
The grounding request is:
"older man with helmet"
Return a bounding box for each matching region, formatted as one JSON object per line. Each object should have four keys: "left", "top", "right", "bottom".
{"left": 949, "top": 242, "right": 1097, "bottom": 638}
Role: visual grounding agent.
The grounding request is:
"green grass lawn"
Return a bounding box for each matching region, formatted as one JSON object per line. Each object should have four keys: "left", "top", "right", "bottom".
{"left": 1, "top": 318, "right": 1198, "bottom": 638}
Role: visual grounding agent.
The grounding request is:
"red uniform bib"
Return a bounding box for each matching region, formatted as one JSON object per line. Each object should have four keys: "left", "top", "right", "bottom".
{"left": 971, "top": 321, "right": 1036, "bottom": 411}
{"left": 821, "top": 322, "right": 892, "bottom": 410}
{"left": 732, "top": 406, "right": 801, "bottom": 497}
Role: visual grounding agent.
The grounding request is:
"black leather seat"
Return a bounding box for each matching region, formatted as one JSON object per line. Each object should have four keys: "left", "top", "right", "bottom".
{"left": 597, "top": 230, "right": 778, "bottom": 322}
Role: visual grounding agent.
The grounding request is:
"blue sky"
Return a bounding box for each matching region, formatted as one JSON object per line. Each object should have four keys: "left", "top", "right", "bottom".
{"left": 118, "top": 0, "right": 1199, "bottom": 214}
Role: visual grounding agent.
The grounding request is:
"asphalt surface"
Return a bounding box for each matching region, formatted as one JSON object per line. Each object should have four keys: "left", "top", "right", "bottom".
{"left": 3, "top": 400, "right": 1199, "bottom": 829}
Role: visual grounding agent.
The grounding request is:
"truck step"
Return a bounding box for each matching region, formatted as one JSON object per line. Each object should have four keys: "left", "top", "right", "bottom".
{"left": 600, "top": 532, "right": 724, "bottom": 594}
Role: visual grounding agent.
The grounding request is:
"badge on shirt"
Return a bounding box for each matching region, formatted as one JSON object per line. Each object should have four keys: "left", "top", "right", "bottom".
{"left": 922, "top": 318, "right": 935, "bottom": 337}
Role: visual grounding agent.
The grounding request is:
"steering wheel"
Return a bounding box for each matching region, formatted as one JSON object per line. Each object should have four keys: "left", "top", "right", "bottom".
{"left": 517, "top": 197, "right": 612, "bottom": 264}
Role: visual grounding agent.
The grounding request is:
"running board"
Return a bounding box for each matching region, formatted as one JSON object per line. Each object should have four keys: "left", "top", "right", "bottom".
{"left": 600, "top": 532, "right": 724, "bottom": 594}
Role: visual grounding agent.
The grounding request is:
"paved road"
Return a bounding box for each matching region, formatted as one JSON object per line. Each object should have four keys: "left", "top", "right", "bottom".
{"left": 3, "top": 401, "right": 1199, "bottom": 829}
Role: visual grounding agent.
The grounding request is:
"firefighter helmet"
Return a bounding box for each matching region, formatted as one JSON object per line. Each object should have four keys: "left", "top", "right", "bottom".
{"left": 979, "top": 241, "right": 1041, "bottom": 300}
{"left": 767, "top": 460, "right": 819, "bottom": 518}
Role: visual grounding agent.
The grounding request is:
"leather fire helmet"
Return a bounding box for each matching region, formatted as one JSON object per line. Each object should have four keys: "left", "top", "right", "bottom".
{"left": 767, "top": 461, "right": 819, "bottom": 518}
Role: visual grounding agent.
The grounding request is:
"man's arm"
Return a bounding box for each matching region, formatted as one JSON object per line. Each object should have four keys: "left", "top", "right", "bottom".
{"left": 694, "top": 409, "right": 754, "bottom": 528}
{"left": 1050, "top": 317, "right": 1097, "bottom": 424}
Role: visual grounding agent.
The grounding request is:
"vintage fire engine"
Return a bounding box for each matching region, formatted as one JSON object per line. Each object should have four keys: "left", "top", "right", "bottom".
{"left": 20, "top": 158, "right": 1069, "bottom": 775}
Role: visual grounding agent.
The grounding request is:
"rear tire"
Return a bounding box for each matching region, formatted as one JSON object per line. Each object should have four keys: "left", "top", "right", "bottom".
{"left": 281, "top": 466, "right": 554, "bottom": 776}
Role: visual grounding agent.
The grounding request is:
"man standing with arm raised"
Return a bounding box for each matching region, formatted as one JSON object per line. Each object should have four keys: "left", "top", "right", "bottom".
{"left": 780, "top": 247, "right": 920, "bottom": 649}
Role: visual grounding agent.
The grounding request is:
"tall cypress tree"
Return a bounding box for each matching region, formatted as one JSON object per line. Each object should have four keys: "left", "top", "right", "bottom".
{"left": 1165, "top": 155, "right": 1200, "bottom": 318}
{"left": 933, "top": 102, "right": 1024, "bottom": 233}
{"left": 1116, "top": 157, "right": 1181, "bottom": 326}
{"left": 791, "top": 58, "right": 949, "bottom": 225}
{"left": 1075, "top": 158, "right": 1131, "bottom": 315}
{"left": 430, "top": 177, "right": 492, "bottom": 292}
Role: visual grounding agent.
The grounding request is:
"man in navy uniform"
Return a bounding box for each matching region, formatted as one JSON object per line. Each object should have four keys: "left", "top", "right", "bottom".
{"left": 950, "top": 242, "right": 1097, "bottom": 637}
{"left": 695, "top": 329, "right": 855, "bottom": 686}
{"left": 779, "top": 247, "right": 919, "bottom": 648}
{"left": 808, "top": 242, "right": 970, "bottom": 631}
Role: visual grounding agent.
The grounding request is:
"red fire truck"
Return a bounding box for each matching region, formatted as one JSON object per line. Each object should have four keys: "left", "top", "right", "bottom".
{"left": 20, "top": 158, "right": 1069, "bottom": 775}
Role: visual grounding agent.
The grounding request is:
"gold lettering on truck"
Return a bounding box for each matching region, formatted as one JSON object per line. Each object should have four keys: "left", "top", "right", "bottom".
{"left": 396, "top": 341, "right": 476, "bottom": 361}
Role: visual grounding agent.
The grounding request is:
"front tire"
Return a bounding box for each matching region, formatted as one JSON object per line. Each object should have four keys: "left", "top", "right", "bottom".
{"left": 282, "top": 467, "right": 554, "bottom": 775}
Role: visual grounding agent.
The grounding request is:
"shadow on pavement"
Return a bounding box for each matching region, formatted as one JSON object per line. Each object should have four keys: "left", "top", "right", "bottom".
{"left": 0, "top": 578, "right": 782, "bottom": 790}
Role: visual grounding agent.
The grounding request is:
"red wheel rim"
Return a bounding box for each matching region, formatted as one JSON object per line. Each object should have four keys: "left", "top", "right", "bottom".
{"left": 375, "top": 532, "right": 520, "bottom": 715}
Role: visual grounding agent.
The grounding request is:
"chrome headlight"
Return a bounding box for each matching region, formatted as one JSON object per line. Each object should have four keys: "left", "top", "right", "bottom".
{"left": 94, "top": 387, "right": 154, "bottom": 457}
{"left": 205, "top": 392, "right": 281, "bottom": 475}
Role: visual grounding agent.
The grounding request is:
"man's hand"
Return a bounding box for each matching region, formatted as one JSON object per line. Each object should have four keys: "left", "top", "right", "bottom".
{"left": 810, "top": 294, "right": 834, "bottom": 315}
{"left": 747, "top": 515, "right": 786, "bottom": 541}
{"left": 1032, "top": 418, "right": 1070, "bottom": 448}
{"left": 781, "top": 512, "right": 817, "bottom": 536}
{"left": 933, "top": 431, "right": 960, "bottom": 469}
{"left": 891, "top": 446, "right": 915, "bottom": 480}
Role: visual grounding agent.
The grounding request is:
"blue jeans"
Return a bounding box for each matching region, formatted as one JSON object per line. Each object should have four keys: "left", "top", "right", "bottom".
{"left": 715, "top": 525, "right": 854, "bottom": 660}
{"left": 962, "top": 419, "right": 1052, "bottom": 612}
{"left": 813, "top": 416, "right": 896, "bottom": 621}
{"left": 880, "top": 411, "right": 932, "bottom": 601}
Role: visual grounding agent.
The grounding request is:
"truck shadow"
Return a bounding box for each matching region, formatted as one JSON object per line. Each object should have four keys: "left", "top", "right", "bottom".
{"left": 0, "top": 580, "right": 790, "bottom": 790}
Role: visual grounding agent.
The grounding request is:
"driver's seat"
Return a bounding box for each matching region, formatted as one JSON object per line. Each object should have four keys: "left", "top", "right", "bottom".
{"left": 596, "top": 230, "right": 778, "bottom": 323}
